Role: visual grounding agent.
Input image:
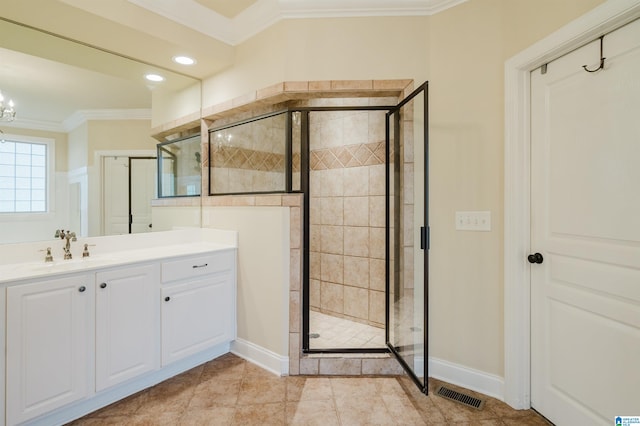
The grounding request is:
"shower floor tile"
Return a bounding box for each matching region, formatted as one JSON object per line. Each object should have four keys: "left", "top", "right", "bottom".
{"left": 309, "top": 311, "right": 385, "bottom": 349}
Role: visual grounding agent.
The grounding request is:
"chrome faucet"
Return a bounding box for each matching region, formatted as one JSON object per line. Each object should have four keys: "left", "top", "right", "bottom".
{"left": 56, "top": 230, "right": 77, "bottom": 260}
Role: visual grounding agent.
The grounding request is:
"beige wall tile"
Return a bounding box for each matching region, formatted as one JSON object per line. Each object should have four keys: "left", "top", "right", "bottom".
{"left": 368, "top": 111, "right": 386, "bottom": 144}
{"left": 404, "top": 247, "right": 415, "bottom": 289}
{"left": 373, "top": 79, "right": 413, "bottom": 91}
{"left": 369, "top": 290, "right": 385, "bottom": 324}
{"left": 343, "top": 166, "right": 369, "bottom": 196}
{"left": 344, "top": 196, "right": 369, "bottom": 226}
{"left": 344, "top": 286, "right": 369, "bottom": 321}
{"left": 321, "top": 225, "right": 344, "bottom": 255}
{"left": 369, "top": 165, "right": 385, "bottom": 196}
{"left": 310, "top": 251, "right": 321, "bottom": 280}
{"left": 255, "top": 195, "right": 282, "bottom": 206}
{"left": 310, "top": 279, "right": 321, "bottom": 308}
{"left": 343, "top": 256, "right": 369, "bottom": 288}
{"left": 284, "top": 81, "right": 309, "bottom": 92}
{"left": 320, "top": 197, "right": 344, "bottom": 226}
{"left": 282, "top": 194, "right": 302, "bottom": 207}
{"left": 309, "top": 81, "right": 332, "bottom": 92}
{"left": 290, "top": 206, "right": 301, "bottom": 249}
{"left": 310, "top": 170, "right": 322, "bottom": 196}
{"left": 289, "top": 332, "right": 300, "bottom": 375}
{"left": 369, "top": 196, "right": 386, "bottom": 227}
{"left": 344, "top": 112, "right": 369, "bottom": 146}
{"left": 320, "top": 281, "right": 344, "bottom": 314}
{"left": 320, "top": 253, "right": 343, "bottom": 283}
{"left": 310, "top": 198, "right": 322, "bottom": 225}
{"left": 403, "top": 207, "right": 414, "bottom": 247}
{"left": 310, "top": 225, "right": 321, "bottom": 252}
{"left": 361, "top": 358, "right": 404, "bottom": 375}
{"left": 290, "top": 248, "right": 301, "bottom": 292}
{"left": 331, "top": 80, "right": 373, "bottom": 91}
{"left": 299, "top": 358, "right": 319, "bottom": 375}
{"left": 369, "top": 227, "right": 385, "bottom": 259}
{"left": 403, "top": 163, "right": 414, "bottom": 205}
{"left": 344, "top": 226, "right": 369, "bottom": 257}
{"left": 370, "top": 258, "right": 385, "bottom": 291}
{"left": 322, "top": 169, "right": 344, "bottom": 197}
{"left": 318, "top": 358, "right": 362, "bottom": 375}
{"left": 257, "top": 82, "right": 284, "bottom": 100}
{"left": 289, "top": 291, "right": 301, "bottom": 333}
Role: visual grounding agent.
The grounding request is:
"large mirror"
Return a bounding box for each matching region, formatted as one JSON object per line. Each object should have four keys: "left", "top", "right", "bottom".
{"left": 0, "top": 18, "right": 201, "bottom": 244}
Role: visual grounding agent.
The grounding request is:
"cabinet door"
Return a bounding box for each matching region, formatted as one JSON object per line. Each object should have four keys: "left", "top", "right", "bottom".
{"left": 95, "top": 264, "right": 160, "bottom": 391}
{"left": 161, "top": 272, "right": 233, "bottom": 365}
{"left": 6, "top": 274, "right": 92, "bottom": 425}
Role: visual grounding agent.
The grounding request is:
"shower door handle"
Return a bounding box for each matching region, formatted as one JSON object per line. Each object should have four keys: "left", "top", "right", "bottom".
{"left": 420, "top": 226, "right": 429, "bottom": 250}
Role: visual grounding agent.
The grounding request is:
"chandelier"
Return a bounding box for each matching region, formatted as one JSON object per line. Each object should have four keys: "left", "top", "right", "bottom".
{"left": 0, "top": 91, "right": 16, "bottom": 122}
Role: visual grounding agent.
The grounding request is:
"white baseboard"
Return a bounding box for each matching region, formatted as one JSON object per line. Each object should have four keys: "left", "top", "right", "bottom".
{"left": 428, "top": 356, "right": 505, "bottom": 401}
{"left": 231, "top": 338, "right": 289, "bottom": 376}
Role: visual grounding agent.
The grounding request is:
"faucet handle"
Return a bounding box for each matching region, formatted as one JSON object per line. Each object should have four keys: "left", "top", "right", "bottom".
{"left": 82, "top": 243, "right": 96, "bottom": 258}
{"left": 40, "top": 247, "right": 54, "bottom": 263}
{"left": 70, "top": 232, "right": 77, "bottom": 242}
{"left": 54, "top": 229, "right": 61, "bottom": 238}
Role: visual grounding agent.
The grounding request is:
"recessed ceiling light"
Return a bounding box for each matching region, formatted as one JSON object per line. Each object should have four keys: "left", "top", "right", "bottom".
{"left": 145, "top": 74, "right": 164, "bottom": 82}
{"left": 173, "top": 56, "right": 196, "bottom": 66}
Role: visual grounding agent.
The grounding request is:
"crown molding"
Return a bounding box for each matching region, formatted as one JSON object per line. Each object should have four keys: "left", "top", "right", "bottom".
{"left": 0, "top": 118, "right": 65, "bottom": 133}
{"left": 1, "top": 109, "right": 152, "bottom": 133}
{"left": 62, "top": 108, "right": 152, "bottom": 132}
{"left": 128, "top": 0, "right": 467, "bottom": 46}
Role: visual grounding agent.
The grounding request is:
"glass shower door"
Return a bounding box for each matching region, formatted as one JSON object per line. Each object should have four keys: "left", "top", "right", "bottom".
{"left": 386, "top": 82, "right": 429, "bottom": 393}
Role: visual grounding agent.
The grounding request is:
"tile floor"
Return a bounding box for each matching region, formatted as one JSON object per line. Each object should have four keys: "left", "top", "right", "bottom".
{"left": 309, "top": 311, "right": 385, "bottom": 349}
{"left": 68, "top": 353, "right": 551, "bottom": 425}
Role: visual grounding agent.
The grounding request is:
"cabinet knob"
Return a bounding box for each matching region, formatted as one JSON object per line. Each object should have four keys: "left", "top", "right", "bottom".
{"left": 164, "top": 296, "right": 171, "bottom": 302}
{"left": 78, "top": 286, "right": 86, "bottom": 293}
{"left": 100, "top": 283, "right": 107, "bottom": 289}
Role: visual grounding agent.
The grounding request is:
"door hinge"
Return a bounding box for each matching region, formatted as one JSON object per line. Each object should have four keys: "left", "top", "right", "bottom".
{"left": 420, "top": 226, "right": 430, "bottom": 250}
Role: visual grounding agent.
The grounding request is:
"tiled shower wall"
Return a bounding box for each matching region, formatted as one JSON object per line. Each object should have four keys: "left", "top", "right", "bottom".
{"left": 209, "top": 112, "right": 288, "bottom": 194}
{"left": 308, "top": 104, "right": 392, "bottom": 328}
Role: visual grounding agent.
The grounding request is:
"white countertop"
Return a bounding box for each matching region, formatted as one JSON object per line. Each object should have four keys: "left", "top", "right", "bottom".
{"left": 0, "top": 229, "right": 237, "bottom": 284}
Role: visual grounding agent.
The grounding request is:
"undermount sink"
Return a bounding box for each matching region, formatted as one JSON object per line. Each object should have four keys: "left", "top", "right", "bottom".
{"left": 24, "top": 255, "right": 121, "bottom": 273}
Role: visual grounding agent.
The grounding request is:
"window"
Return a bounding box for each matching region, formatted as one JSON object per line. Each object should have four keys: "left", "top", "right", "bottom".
{"left": 0, "top": 137, "right": 49, "bottom": 213}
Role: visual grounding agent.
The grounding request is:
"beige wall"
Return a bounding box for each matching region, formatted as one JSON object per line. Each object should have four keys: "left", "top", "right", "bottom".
{"left": 183, "top": 0, "right": 606, "bottom": 381}
{"left": 67, "top": 122, "right": 88, "bottom": 171}
{"left": 427, "top": 0, "right": 605, "bottom": 377}
{"left": 202, "top": 206, "right": 290, "bottom": 357}
{"left": 202, "top": 16, "right": 430, "bottom": 107}
{"left": 87, "top": 120, "right": 157, "bottom": 166}
{"left": 2, "top": 127, "right": 68, "bottom": 172}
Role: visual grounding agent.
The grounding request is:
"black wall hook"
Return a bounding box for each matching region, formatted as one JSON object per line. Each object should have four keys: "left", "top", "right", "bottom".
{"left": 583, "top": 36, "right": 606, "bottom": 73}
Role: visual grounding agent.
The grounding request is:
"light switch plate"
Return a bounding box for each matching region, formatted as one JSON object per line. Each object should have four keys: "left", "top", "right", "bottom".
{"left": 455, "top": 211, "right": 491, "bottom": 231}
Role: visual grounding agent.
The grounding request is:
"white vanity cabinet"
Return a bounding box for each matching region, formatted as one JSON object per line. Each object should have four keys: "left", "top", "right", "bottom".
{"left": 161, "top": 250, "right": 236, "bottom": 366}
{"left": 95, "top": 264, "right": 160, "bottom": 391}
{"left": 6, "top": 273, "right": 93, "bottom": 426}
{"left": 1, "top": 238, "right": 237, "bottom": 426}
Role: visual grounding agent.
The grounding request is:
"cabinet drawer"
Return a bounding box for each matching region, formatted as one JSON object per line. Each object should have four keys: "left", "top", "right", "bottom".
{"left": 161, "top": 250, "right": 234, "bottom": 283}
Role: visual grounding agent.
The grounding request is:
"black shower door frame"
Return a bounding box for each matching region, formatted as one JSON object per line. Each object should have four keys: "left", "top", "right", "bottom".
{"left": 299, "top": 81, "right": 429, "bottom": 395}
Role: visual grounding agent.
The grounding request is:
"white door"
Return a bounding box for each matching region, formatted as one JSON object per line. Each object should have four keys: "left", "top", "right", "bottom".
{"left": 95, "top": 264, "right": 160, "bottom": 391}
{"left": 6, "top": 275, "right": 92, "bottom": 425}
{"left": 130, "top": 158, "right": 156, "bottom": 233}
{"left": 103, "top": 156, "right": 129, "bottom": 235}
{"left": 530, "top": 19, "right": 640, "bottom": 425}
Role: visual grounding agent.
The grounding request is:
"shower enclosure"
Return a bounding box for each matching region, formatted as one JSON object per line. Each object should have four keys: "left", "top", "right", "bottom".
{"left": 207, "top": 82, "right": 429, "bottom": 393}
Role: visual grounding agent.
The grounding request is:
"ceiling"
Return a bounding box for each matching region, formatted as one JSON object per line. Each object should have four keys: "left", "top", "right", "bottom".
{"left": 0, "top": 0, "right": 464, "bottom": 131}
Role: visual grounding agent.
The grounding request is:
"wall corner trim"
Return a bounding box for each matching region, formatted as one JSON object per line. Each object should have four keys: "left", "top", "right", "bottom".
{"left": 231, "top": 338, "right": 289, "bottom": 376}
{"left": 428, "top": 357, "right": 505, "bottom": 401}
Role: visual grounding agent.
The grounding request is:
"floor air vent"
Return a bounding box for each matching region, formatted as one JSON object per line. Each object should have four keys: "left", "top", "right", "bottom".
{"left": 434, "top": 385, "right": 485, "bottom": 410}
